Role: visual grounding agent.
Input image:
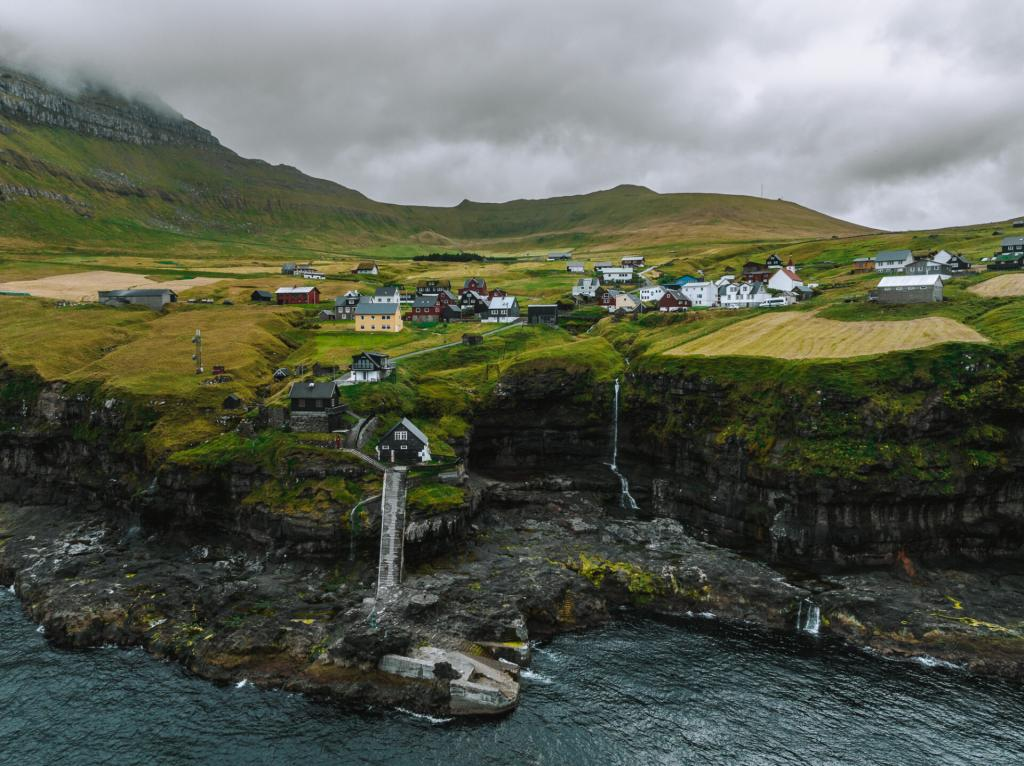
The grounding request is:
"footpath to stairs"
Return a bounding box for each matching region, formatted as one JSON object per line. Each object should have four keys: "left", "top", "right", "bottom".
{"left": 341, "top": 447, "right": 386, "bottom": 473}
{"left": 376, "top": 467, "right": 409, "bottom": 602}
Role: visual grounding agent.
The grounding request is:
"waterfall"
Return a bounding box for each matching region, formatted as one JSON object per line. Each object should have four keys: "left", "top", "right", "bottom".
{"left": 347, "top": 495, "right": 379, "bottom": 562}
{"left": 610, "top": 377, "right": 640, "bottom": 512}
{"left": 796, "top": 598, "right": 821, "bottom": 636}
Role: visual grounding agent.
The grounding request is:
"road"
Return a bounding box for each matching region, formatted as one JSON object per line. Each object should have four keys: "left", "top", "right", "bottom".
{"left": 391, "top": 319, "right": 525, "bottom": 361}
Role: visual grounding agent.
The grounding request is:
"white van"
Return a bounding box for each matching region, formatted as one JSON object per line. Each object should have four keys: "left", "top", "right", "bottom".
{"left": 759, "top": 297, "right": 790, "bottom": 308}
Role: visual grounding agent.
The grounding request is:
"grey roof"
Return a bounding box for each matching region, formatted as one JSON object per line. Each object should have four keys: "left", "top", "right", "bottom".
{"left": 528, "top": 304, "right": 558, "bottom": 315}
{"left": 412, "top": 294, "right": 439, "bottom": 309}
{"left": 1002, "top": 236, "right": 1024, "bottom": 247}
{"left": 288, "top": 381, "right": 339, "bottom": 400}
{"left": 390, "top": 417, "right": 429, "bottom": 445}
{"left": 374, "top": 286, "right": 400, "bottom": 297}
{"left": 251, "top": 290, "right": 273, "bottom": 298}
{"left": 352, "top": 351, "right": 390, "bottom": 369}
{"left": 356, "top": 300, "right": 399, "bottom": 315}
{"left": 876, "top": 249, "right": 913, "bottom": 261}
{"left": 100, "top": 288, "right": 175, "bottom": 298}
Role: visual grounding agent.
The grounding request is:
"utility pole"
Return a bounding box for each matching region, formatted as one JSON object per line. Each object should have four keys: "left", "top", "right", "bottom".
{"left": 192, "top": 328, "right": 203, "bottom": 374}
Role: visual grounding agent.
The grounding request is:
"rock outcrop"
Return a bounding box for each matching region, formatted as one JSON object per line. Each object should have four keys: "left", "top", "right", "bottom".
{"left": 0, "top": 67, "right": 218, "bottom": 146}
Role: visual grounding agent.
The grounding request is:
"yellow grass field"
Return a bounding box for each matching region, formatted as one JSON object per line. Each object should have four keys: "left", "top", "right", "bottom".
{"left": 968, "top": 274, "right": 1024, "bottom": 298}
{"left": 665, "top": 312, "right": 987, "bottom": 360}
{"left": 0, "top": 270, "right": 223, "bottom": 301}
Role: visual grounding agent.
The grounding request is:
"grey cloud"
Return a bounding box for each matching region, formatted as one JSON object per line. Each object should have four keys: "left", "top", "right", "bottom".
{"left": 0, "top": 0, "right": 1022, "bottom": 230}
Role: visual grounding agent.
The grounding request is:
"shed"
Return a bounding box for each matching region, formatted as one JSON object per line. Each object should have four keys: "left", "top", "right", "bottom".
{"left": 462, "top": 333, "right": 483, "bottom": 346}
{"left": 871, "top": 275, "right": 943, "bottom": 304}
{"left": 251, "top": 290, "right": 273, "bottom": 302}
{"left": 222, "top": 393, "right": 243, "bottom": 410}
{"left": 527, "top": 304, "right": 559, "bottom": 326}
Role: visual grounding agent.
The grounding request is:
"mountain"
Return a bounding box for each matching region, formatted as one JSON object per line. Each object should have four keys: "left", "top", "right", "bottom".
{"left": 0, "top": 65, "right": 874, "bottom": 256}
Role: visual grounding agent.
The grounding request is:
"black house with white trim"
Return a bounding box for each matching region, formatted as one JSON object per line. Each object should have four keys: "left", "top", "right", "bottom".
{"left": 377, "top": 418, "right": 431, "bottom": 465}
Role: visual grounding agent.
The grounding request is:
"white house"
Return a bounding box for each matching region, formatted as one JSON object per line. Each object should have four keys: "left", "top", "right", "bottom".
{"left": 369, "top": 286, "right": 401, "bottom": 304}
{"left": 621, "top": 255, "right": 645, "bottom": 267}
{"left": 874, "top": 249, "right": 914, "bottom": 273}
{"left": 572, "top": 277, "right": 600, "bottom": 298}
{"left": 677, "top": 281, "right": 718, "bottom": 308}
{"left": 638, "top": 285, "right": 666, "bottom": 302}
{"left": 714, "top": 275, "right": 735, "bottom": 287}
{"left": 767, "top": 267, "right": 804, "bottom": 293}
{"left": 301, "top": 270, "right": 327, "bottom": 280}
{"left": 482, "top": 295, "right": 520, "bottom": 323}
{"left": 719, "top": 281, "right": 768, "bottom": 309}
{"left": 599, "top": 267, "right": 634, "bottom": 283}
{"left": 567, "top": 261, "right": 586, "bottom": 273}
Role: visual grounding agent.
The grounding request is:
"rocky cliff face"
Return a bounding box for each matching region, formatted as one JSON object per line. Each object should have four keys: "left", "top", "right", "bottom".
{"left": 0, "top": 67, "right": 218, "bottom": 146}
{"left": 467, "top": 348, "right": 1024, "bottom": 571}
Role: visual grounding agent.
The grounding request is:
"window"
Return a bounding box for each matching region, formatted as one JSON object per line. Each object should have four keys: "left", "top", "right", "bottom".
{"left": 316, "top": 399, "right": 324, "bottom": 409}
{"left": 395, "top": 431, "right": 408, "bottom": 441}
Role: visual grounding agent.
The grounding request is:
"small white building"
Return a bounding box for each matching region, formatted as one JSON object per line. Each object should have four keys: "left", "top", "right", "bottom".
{"left": 767, "top": 267, "right": 804, "bottom": 293}
{"left": 621, "top": 255, "right": 645, "bottom": 268}
{"left": 874, "top": 250, "right": 914, "bottom": 273}
{"left": 677, "top": 281, "right": 718, "bottom": 308}
{"left": 301, "top": 271, "right": 327, "bottom": 280}
{"left": 567, "top": 261, "right": 586, "bottom": 274}
{"left": 369, "top": 286, "right": 401, "bottom": 304}
{"left": 599, "top": 267, "right": 634, "bottom": 284}
{"left": 638, "top": 285, "right": 666, "bottom": 303}
{"left": 572, "top": 278, "right": 600, "bottom": 298}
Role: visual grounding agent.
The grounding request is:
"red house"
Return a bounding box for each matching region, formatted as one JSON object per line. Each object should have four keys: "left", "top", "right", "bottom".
{"left": 460, "top": 277, "right": 487, "bottom": 295}
{"left": 597, "top": 291, "right": 619, "bottom": 309}
{"left": 741, "top": 261, "right": 772, "bottom": 283}
{"left": 487, "top": 288, "right": 507, "bottom": 300}
{"left": 275, "top": 286, "right": 321, "bottom": 305}
{"left": 658, "top": 290, "right": 692, "bottom": 312}
{"left": 410, "top": 294, "right": 443, "bottom": 322}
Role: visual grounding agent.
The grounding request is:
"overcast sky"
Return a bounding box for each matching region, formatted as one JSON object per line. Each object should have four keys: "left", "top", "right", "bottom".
{"left": 1, "top": 0, "right": 1022, "bottom": 230}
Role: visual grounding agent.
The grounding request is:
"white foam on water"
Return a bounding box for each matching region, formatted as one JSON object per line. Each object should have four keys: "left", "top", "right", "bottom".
{"left": 395, "top": 707, "right": 453, "bottom": 725}
{"left": 35, "top": 624, "right": 45, "bottom": 634}
{"left": 911, "top": 655, "right": 963, "bottom": 671}
{"left": 235, "top": 679, "right": 249, "bottom": 689}
{"left": 519, "top": 669, "right": 553, "bottom": 685}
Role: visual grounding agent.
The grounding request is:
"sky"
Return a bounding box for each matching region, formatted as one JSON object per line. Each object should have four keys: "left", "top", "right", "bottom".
{"left": 0, "top": 0, "right": 1022, "bottom": 231}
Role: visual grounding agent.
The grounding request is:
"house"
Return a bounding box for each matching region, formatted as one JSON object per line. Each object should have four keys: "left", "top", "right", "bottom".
{"left": 287, "top": 380, "right": 345, "bottom": 432}
{"left": 713, "top": 275, "right": 735, "bottom": 287}
{"left": 527, "top": 304, "right": 559, "bottom": 326}
{"left": 676, "top": 281, "right": 718, "bottom": 307}
{"left": 765, "top": 254, "right": 783, "bottom": 269}
{"left": 905, "top": 259, "right": 952, "bottom": 277}
{"left": 222, "top": 393, "right": 242, "bottom": 410}
{"left": 410, "top": 294, "right": 444, "bottom": 322}
{"left": 874, "top": 249, "right": 914, "bottom": 273}
{"left": 598, "top": 267, "right": 634, "bottom": 284}
{"left": 638, "top": 285, "right": 666, "bottom": 302}
{"left": 719, "top": 281, "right": 768, "bottom": 309}
{"left": 301, "top": 270, "right": 327, "bottom": 281}
{"left": 597, "top": 290, "right": 621, "bottom": 310}
{"left": 442, "top": 305, "right": 470, "bottom": 322}
{"left": 377, "top": 418, "right": 431, "bottom": 465}
{"left": 932, "top": 250, "right": 971, "bottom": 273}
{"left": 767, "top": 267, "right": 804, "bottom": 293}
{"left": 566, "top": 261, "right": 586, "bottom": 274}
{"left": 483, "top": 296, "right": 520, "bottom": 323}
{"left": 275, "top": 286, "right": 321, "bottom": 305}
{"left": 354, "top": 261, "right": 379, "bottom": 275}
{"left": 461, "top": 277, "right": 487, "bottom": 294}
{"left": 318, "top": 309, "right": 337, "bottom": 321}
{"left": 871, "top": 275, "right": 943, "bottom": 304}
{"left": 621, "top": 255, "right": 645, "bottom": 268}
{"left": 334, "top": 290, "right": 362, "bottom": 319}
{"left": 250, "top": 290, "right": 274, "bottom": 303}
{"left": 851, "top": 257, "right": 875, "bottom": 274}
{"left": 459, "top": 290, "right": 489, "bottom": 314}
{"left": 98, "top": 288, "right": 177, "bottom": 310}
{"left": 999, "top": 236, "right": 1024, "bottom": 256}
{"left": 657, "top": 289, "right": 692, "bottom": 312}
{"left": 791, "top": 285, "right": 815, "bottom": 302}
{"left": 1014, "top": 221, "right": 1024, "bottom": 228}
{"left": 349, "top": 351, "right": 393, "bottom": 382}
{"left": 741, "top": 262, "right": 773, "bottom": 283}
{"left": 281, "top": 263, "right": 296, "bottom": 275}
{"left": 610, "top": 294, "right": 634, "bottom": 315}
{"left": 416, "top": 278, "right": 451, "bottom": 295}
{"left": 593, "top": 261, "right": 613, "bottom": 272}
{"left": 486, "top": 288, "right": 508, "bottom": 300}
{"left": 547, "top": 251, "right": 572, "bottom": 261}
{"left": 368, "top": 286, "right": 401, "bottom": 304}
{"left": 354, "top": 298, "right": 403, "bottom": 332}
{"left": 572, "top": 277, "right": 601, "bottom": 299}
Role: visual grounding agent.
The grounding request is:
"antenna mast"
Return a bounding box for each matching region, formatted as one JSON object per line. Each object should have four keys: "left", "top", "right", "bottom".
{"left": 192, "top": 328, "right": 203, "bottom": 374}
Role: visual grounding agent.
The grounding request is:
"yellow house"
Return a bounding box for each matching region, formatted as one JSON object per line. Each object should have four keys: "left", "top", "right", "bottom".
{"left": 355, "top": 300, "right": 403, "bottom": 333}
